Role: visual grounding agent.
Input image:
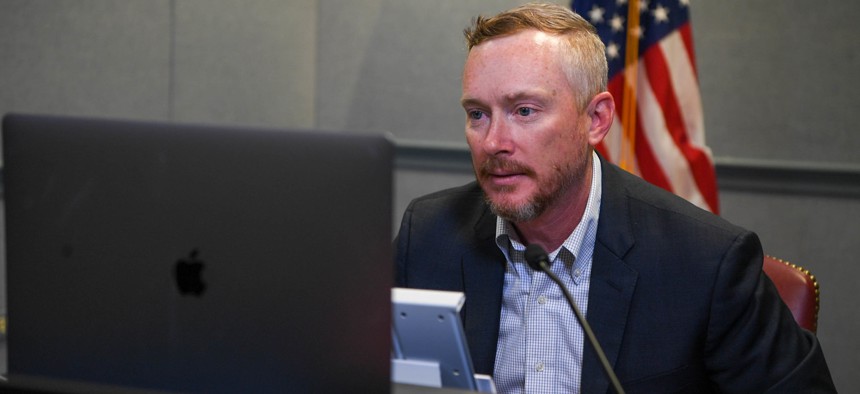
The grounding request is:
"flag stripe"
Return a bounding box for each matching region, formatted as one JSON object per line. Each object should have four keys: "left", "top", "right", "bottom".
{"left": 661, "top": 29, "right": 706, "bottom": 147}
{"left": 636, "top": 60, "right": 710, "bottom": 210}
{"left": 641, "top": 42, "right": 716, "bottom": 211}
{"left": 679, "top": 23, "right": 698, "bottom": 77}
{"left": 602, "top": 75, "right": 629, "bottom": 168}
{"left": 598, "top": 114, "right": 625, "bottom": 165}
{"left": 632, "top": 112, "right": 673, "bottom": 192}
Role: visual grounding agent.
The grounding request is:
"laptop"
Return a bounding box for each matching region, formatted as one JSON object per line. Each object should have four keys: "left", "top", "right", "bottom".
{"left": 2, "top": 114, "right": 393, "bottom": 393}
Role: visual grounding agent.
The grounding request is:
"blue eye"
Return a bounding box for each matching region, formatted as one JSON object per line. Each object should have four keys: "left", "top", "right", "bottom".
{"left": 469, "top": 110, "right": 484, "bottom": 120}
{"left": 517, "top": 107, "right": 533, "bottom": 116}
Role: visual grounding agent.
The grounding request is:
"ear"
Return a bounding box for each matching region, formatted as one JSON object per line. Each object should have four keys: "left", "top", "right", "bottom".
{"left": 585, "top": 91, "right": 615, "bottom": 146}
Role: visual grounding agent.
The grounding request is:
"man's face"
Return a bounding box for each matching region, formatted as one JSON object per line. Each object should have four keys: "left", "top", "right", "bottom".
{"left": 461, "top": 30, "right": 592, "bottom": 223}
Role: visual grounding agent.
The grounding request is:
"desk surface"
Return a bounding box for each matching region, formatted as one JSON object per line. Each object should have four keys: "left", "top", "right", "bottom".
{"left": 0, "top": 375, "right": 475, "bottom": 394}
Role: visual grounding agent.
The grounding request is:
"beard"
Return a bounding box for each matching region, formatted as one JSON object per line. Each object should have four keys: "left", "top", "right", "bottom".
{"left": 476, "top": 150, "right": 588, "bottom": 223}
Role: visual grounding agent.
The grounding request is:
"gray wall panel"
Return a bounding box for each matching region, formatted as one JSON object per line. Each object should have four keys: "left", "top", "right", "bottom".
{"left": 0, "top": 0, "right": 171, "bottom": 125}
{"left": 315, "top": 0, "right": 567, "bottom": 136}
{"left": 692, "top": 0, "right": 860, "bottom": 164}
{"left": 317, "top": 0, "right": 469, "bottom": 136}
{"left": 173, "top": 0, "right": 316, "bottom": 128}
{"left": 393, "top": 167, "right": 474, "bottom": 232}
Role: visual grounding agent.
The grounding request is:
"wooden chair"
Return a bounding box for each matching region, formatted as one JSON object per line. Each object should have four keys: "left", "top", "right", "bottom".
{"left": 762, "top": 255, "right": 820, "bottom": 333}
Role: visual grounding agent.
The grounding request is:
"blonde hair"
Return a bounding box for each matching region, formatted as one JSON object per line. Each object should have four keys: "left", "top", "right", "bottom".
{"left": 464, "top": 2, "right": 607, "bottom": 110}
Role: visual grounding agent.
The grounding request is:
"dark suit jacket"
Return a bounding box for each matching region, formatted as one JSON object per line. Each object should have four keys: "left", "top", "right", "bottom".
{"left": 395, "top": 158, "right": 835, "bottom": 393}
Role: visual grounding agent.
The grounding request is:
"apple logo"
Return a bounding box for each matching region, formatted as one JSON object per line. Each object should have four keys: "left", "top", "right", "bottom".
{"left": 174, "top": 248, "right": 206, "bottom": 296}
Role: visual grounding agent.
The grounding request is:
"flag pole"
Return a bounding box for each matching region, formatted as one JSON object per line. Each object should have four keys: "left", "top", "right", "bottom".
{"left": 620, "top": 0, "right": 640, "bottom": 172}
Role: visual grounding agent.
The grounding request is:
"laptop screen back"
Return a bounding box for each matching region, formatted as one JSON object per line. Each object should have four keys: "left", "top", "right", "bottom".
{"left": 2, "top": 114, "right": 393, "bottom": 393}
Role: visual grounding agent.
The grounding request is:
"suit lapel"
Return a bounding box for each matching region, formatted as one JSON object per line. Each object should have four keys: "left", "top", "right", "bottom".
{"left": 462, "top": 205, "right": 506, "bottom": 375}
{"left": 581, "top": 160, "right": 639, "bottom": 394}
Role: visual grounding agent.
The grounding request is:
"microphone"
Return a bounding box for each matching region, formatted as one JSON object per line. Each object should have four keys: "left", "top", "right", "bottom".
{"left": 524, "top": 244, "right": 625, "bottom": 394}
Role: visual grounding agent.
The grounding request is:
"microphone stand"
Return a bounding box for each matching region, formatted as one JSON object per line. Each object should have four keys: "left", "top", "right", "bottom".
{"left": 526, "top": 244, "right": 626, "bottom": 394}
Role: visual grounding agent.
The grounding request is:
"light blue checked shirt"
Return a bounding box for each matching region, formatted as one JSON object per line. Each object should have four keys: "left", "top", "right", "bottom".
{"left": 492, "top": 152, "right": 602, "bottom": 394}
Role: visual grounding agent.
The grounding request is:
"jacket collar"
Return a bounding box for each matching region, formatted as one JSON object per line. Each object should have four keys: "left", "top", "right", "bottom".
{"left": 462, "top": 194, "right": 505, "bottom": 374}
{"left": 581, "top": 157, "right": 639, "bottom": 393}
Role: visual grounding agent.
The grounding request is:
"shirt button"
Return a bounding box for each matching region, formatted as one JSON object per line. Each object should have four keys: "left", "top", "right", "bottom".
{"left": 574, "top": 268, "right": 582, "bottom": 277}
{"left": 535, "top": 362, "right": 545, "bottom": 372}
{"left": 537, "top": 295, "right": 547, "bottom": 305}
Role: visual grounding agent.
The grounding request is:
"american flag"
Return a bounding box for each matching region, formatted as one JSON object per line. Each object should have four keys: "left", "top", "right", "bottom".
{"left": 572, "top": 0, "right": 719, "bottom": 214}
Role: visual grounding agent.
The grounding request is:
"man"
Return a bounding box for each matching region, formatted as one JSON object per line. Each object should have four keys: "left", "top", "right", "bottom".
{"left": 394, "top": 3, "right": 835, "bottom": 394}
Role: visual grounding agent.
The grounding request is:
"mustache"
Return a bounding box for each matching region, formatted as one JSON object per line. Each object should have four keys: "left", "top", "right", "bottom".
{"left": 477, "top": 157, "right": 535, "bottom": 179}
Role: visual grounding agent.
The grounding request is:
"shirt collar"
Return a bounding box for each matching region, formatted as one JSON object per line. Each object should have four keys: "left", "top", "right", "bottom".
{"left": 494, "top": 151, "right": 602, "bottom": 280}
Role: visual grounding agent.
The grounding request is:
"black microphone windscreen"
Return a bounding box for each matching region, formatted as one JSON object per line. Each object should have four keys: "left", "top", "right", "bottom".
{"left": 524, "top": 244, "right": 548, "bottom": 272}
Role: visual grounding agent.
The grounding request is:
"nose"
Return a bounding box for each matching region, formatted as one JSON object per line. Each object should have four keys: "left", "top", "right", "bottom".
{"left": 482, "top": 117, "right": 514, "bottom": 156}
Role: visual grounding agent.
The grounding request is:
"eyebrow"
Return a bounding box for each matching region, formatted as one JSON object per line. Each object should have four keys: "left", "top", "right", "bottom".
{"left": 460, "top": 97, "right": 483, "bottom": 109}
{"left": 460, "top": 89, "right": 552, "bottom": 109}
